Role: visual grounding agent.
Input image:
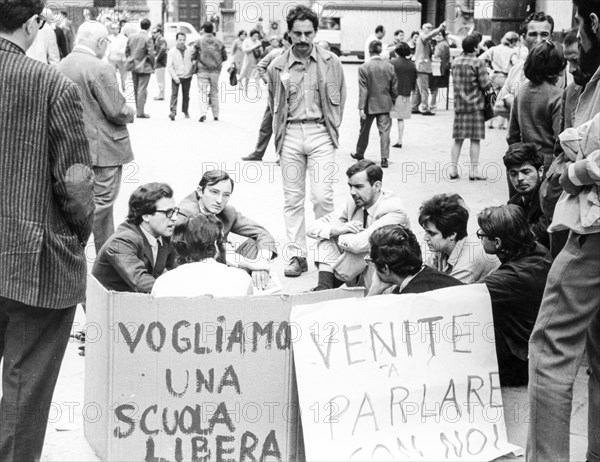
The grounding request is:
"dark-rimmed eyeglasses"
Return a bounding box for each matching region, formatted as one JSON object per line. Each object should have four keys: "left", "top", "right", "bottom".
{"left": 155, "top": 207, "right": 185, "bottom": 219}
{"left": 35, "top": 14, "right": 46, "bottom": 29}
{"left": 476, "top": 229, "right": 487, "bottom": 240}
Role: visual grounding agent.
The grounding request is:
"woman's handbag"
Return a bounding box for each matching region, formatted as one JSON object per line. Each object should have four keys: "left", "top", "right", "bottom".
{"left": 252, "top": 46, "right": 263, "bottom": 60}
{"left": 483, "top": 87, "right": 497, "bottom": 121}
{"left": 228, "top": 63, "right": 238, "bottom": 86}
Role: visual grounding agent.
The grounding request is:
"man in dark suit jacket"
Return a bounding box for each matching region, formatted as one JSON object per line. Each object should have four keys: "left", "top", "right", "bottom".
{"left": 93, "top": 183, "right": 178, "bottom": 293}
{"left": 366, "top": 225, "right": 462, "bottom": 296}
{"left": 178, "top": 170, "right": 277, "bottom": 290}
{"left": 126, "top": 17, "right": 155, "bottom": 118}
{"left": 58, "top": 21, "right": 135, "bottom": 253}
{"left": 0, "top": 3, "right": 95, "bottom": 459}
{"left": 351, "top": 39, "right": 398, "bottom": 168}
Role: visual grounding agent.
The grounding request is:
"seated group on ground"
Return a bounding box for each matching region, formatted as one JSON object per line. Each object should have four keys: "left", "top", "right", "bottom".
{"left": 93, "top": 153, "right": 554, "bottom": 386}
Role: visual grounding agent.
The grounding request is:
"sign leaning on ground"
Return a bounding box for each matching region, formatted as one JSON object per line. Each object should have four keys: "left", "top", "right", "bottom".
{"left": 84, "top": 276, "right": 364, "bottom": 462}
{"left": 291, "top": 284, "right": 520, "bottom": 461}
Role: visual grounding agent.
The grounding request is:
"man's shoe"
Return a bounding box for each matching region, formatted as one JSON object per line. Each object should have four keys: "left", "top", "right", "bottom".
{"left": 214, "top": 116, "right": 219, "bottom": 121}
{"left": 154, "top": 97, "right": 164, "bottom": 101}
{"left": 199, "top": 115, "right": 206, "bottom": 123}
{"left": 350, "top": 152, "right": 364, "bottom": 160}
{"left": 136, "top": 114, "right": 150, "bottom": 118}
{"left": 422, "top": 111, "right": 435, "bottom": 116}
{"left": 411, "top": 109, "right": 421, "bottom": 114}
{"left": 184, "top": 112, "right": 190, "bottom": 118}
{"left": 392, "top": 143, "right": 402, "bottom": 148}
{"left": 284, "top": 256, "right": 308, "bottom": 278}
{"left": 241, "top": 153, "right": 263, "bottom": 161}
{"left": 381, "top": 158, "right": 389, "bottom": 168}
{"left": 169, "top": 114, "right": 175, "bottom": 121}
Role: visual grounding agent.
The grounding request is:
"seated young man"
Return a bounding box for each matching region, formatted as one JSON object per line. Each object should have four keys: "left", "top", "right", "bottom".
{"left": 178, "top": 170, "right": 275, "bottom": 289}
{"left": 152, "top": 214, "right": 255, "bottom": 297}
{"left": 478, "top": 205, "right": 553, "bottom": 386}
{"left": 503, "top": 143, "right": 549, "bottom": 248}
{"left": 418, "top": 193, "right": 499, "bottom": 283}
{"left": 306, "top": 160, "right": 410, "bottom": 291}
{"left": 366, "top": 224, "right": 463, "bottom": 295}
{"left": 92, "top": 183, "right": 179, "bottom": 292}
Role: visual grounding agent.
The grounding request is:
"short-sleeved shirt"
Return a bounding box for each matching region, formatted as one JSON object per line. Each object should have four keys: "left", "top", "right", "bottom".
{"left": 287, "top": 46, "right": 323, "bottom": 121}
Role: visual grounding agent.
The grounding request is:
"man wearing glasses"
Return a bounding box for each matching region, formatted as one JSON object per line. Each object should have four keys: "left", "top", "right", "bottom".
{"left": 92, "top": 183, "right": 179, "bottom": 293}
{"left": 0, "top": 1, "right": 95, "bottom": 459}
{"left": 366, "top": 225, "right": 462, "bottom": 296}
{"left": 58, "top": 21, "right": 135, "bottom": 254}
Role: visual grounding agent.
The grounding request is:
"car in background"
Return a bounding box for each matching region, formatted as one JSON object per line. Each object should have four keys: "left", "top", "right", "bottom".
{"left": 164, "top": 22, "right": 200, "bottom": 48}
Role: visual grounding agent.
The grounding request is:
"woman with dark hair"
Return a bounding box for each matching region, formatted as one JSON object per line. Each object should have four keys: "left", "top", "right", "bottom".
{"left": 507, "top": 40, "right": 566, "bottom": 172}
{"left": 389, "top": 42, "right": 417, "bottom": 148}
{"left": 449, "top": 34, "right": 491, "bottom": 180}
{"left": 418, "top": 193, "right": 499, "bottom": 283}
{"left": 151, "top": 214, "right": 255, "bottom": 297}
{"left": 477, "top": 205, "right": 552, "bottom": 386}
{"left": 240, "top": 28, "right": 263, "bottom": 94}
{"left": 231, "top": 30, "right": 247, "bottom": 78}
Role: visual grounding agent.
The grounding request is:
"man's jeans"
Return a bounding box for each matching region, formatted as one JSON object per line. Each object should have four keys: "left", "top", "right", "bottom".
{"left": 356, "top": 112, "right": 391, "bottom": 160}
{"left": 170, "top": 77, "right": 191, "bottom": 116}
{"left": 527, "top": 231, "right": 600, "bottom": 462}
{"left": 280, "top": 122, "right": 335, "bottom": 258}
{"left": 197, "top": 71, "right": 220, "bottom": 117}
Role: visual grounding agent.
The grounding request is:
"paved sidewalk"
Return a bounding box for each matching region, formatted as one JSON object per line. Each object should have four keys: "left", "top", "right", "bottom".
{"left": 34, "top": 63, "right": 590, "bottom": 461}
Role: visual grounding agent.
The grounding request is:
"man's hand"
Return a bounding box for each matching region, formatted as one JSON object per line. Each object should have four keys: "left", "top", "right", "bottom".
{"left": 251, "top": 270, "right": 270, "bottom": 291}
{"left": 330, "top": 221, "right": 363, "bottom": 237}
{"left": 559, "top": 164, "right": 582, "bottom": 196}
{"left": 359, "top": 109, "right": 366, "bottom": 120}
{"left": 367, "top": 272, "right": 394, "bottom": 296}
{"left": 173, "top": 77, "right": 180, "bottom": 85}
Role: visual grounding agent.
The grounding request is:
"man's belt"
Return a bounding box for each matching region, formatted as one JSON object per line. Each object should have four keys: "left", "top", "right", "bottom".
{"left": 287, "top": 119, "right": 325, "bottom": 125}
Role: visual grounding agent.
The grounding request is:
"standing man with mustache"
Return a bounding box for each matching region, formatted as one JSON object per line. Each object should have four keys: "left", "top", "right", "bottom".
{"left": 527, "top": 1, "right": 600, "bottom": 460}
{"left": 267, "top": 5, "right": 346, "bottom": 278}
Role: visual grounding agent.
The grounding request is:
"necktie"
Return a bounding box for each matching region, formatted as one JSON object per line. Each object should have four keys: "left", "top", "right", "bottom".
{"left": 153, "top": 239, "right": 161, "bottom": 266}
{"left": 363, "top": 209, "right": 369, "bottom": 228}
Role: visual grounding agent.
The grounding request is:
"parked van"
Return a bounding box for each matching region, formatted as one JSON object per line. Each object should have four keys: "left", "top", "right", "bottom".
{"left": 164, "top": 21, "right": 200, "bottom": 48}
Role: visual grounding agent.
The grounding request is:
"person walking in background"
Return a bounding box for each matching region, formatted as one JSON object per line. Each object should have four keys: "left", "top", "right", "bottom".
{"left": 167, "top": 32, "right": 193, "bottom": 121}
{"left": 429, "top": 30, "right": 451, "bottom": 114}
{"left": 126, "top": 18, "right": 155, "bottom": 118}
{"left": 479, "top": 31, "right": 519, "bottom": 129}
{"left": 412, "top": 21, "right": 446, "bottom": 115}
{"left": 192, "top": 21, "right": 227, "bottom": 122}
{"left": 232, "top": 30, "right": 246, "bottom": 78}
{"left": 389, "top": 42, "right": 417, "bottom": 149}
{"left": 449, "top": 34, "right": 491, "bottom": 181}
{"left": 107, "top": 21, "right": 128, "bottom": 92}
{"left": 240, "top": 29, "right": 262, "bottom": 94}
{"left": 241, "top": 33, "right": 290, "bottom": 162}
{"left": 58, "top": 10, "right": 75, "bottom": 53}
{"left": 351, "top": 40, "right": 398, "bottom": 168}
{"left": 58, "top": 21, "right": 135, "bottom": 254}
{"left": 152, "top": 24, "right": 167, "bottom": 101}
{"left": 0, "top": 2, "right": 95, "bottom": 459}
{"left": 507, "top": 40, "right": 565, "bottom": 173}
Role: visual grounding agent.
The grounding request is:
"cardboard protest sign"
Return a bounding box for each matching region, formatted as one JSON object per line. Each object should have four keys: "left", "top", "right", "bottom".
{"left": 291, "top": 284, "right": 520, "bottom": 461}
{"left": 84, "top": 276, "right": 363, "bottom": 462}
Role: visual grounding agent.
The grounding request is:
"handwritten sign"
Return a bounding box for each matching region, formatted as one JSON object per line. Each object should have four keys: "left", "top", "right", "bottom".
{"left": 291, "top": 284, "right": 520, "bottom": 461}
{"left": 84, "top": 276, "right": 363, "bottom": 461}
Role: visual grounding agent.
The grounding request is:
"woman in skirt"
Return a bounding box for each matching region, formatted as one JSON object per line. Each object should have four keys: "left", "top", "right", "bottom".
{"left": 450, "top": 34, "right": 491, "bottom": 180}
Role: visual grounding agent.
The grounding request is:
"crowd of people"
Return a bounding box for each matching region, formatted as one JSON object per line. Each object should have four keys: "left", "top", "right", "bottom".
{"left": 0, "top": 1, "right": 599, "bottom": 461}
